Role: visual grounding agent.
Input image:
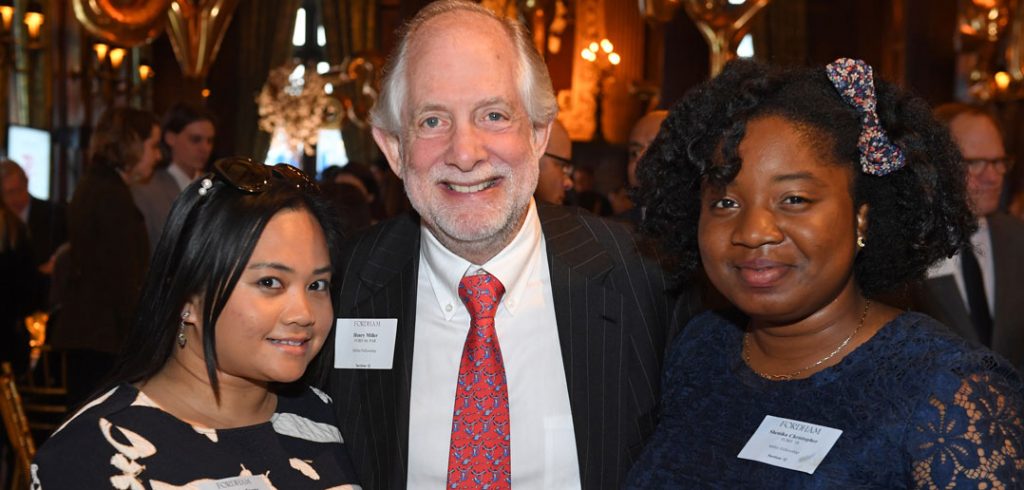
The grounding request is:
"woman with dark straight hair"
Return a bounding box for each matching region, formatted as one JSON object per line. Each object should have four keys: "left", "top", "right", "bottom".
{"left": 33, "top": 157, "right": 359, "bottom": 489}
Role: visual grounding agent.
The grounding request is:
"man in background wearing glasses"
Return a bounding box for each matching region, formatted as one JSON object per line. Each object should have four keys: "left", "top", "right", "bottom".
{"left": 534, "top": 120, "right": 574, "bottom": 206}
{"left": 914, "top": 103, "right": 1024, "bottom": 367}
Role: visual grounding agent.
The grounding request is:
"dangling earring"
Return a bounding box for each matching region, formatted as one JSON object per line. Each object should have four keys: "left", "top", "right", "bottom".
{"left": 857, "top": 235, "right": 866, "bottom": 249}
{"left": 177, "top": 311, "right": 189, "bottom": 348}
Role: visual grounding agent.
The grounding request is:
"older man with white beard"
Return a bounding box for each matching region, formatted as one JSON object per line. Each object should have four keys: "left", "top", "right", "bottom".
{"left": 320, "top": 1, "right": 687, "bottom": 489}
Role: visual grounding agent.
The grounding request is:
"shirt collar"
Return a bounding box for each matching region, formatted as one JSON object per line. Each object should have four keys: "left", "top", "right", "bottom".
{"left": 167, "top": 162, "right": 195, "bottom": 190}
{"left": 926, "top": 216, "right": 990, "bottom": 278}
{"left": 420, "top": 199, "right": 544, "bottom": 320}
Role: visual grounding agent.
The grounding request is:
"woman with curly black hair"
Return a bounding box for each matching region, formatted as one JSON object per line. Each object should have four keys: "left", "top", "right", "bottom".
{"left": 625, "top": 59, "right": 1024, "bottom": 488}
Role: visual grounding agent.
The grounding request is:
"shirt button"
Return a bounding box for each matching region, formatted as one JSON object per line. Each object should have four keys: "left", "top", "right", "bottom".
{"left": 445, "top": 304, "right": 453, "bottom": 312}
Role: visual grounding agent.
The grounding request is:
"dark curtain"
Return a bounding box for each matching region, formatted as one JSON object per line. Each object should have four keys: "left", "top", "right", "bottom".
{"left": 217, "top": 0, "right": 301, "bottom": 160}
{"left": 321, "top": 0, "right": 380, "bottom": 167}
{"left": 321, "top": 0, "right": 377, "bottom": 65}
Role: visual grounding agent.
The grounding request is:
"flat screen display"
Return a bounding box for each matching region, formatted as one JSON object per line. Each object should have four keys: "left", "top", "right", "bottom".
{"left": 8, "top": 125, "right": 51, "bottom": 200}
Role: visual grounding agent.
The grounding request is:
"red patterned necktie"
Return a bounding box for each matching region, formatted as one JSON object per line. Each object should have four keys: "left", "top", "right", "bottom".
{"left": 447, "top": 272, "right": 511, "bottom": 489}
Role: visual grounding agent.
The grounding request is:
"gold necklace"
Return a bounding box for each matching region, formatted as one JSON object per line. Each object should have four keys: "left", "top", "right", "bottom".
{"left": 743, "top": 300, "right": 871, "bottom": 381}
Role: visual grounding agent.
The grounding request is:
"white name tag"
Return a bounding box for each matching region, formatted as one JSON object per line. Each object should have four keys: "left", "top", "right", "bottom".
{"left": 334, "top": 318, "right": 398, "bottom": 369}
{"left": 736, "top": 415, "right": 843, "bottom": 474}
{"left": 195, "top": 474, "right": 273, "bottom": 490}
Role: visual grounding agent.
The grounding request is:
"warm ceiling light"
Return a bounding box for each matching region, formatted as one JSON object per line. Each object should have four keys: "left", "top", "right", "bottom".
{"left": 0, "top": 1, "right": 13, "bottom": 32}
{"left": 108, "top": 47, "right": 126, "bottom": 70}
{"left": 600, "top": 39, "right": 613, "bottom": 54}
{"left": 24, "top": 2, "right": 43, "bottom": 40}
{"left": 138, "top": 64, "right": 153, "bottom": 81}
{"left": 608, "top": 52, "right": 621, "bottom": 65}
{"left": 93, "top": 43, "right": 109, "bottom": 63}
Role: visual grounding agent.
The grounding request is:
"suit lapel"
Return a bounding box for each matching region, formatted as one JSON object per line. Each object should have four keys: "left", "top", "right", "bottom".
{"left": 987, "top": 214, "right": 1024, "bottom": 364}
{"left": 340, "top": 213, "right": 421, "bottom": 488}
{"left": 923, "top": 275, "right": 976, "bottom": 343}
{"left": 989, "top": 217, "right": 1013, "bottom": 332}
{"left": 539, "top": 204, "right": 626, "bottom": 486}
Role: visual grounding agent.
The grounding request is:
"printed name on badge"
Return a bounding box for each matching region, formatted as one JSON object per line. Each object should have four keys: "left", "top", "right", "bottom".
{"left": 334, "top": 318, "right": 398, "bottom": 369}
{"left": 736, "top": 415, "right": 843, "bottom": 474}
{"left": 195, "top": 474, "right": 273, "bottom": 490}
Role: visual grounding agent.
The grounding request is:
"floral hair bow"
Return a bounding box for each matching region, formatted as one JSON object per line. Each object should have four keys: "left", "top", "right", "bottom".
{"left": 826, "top": 58, "right": 906, "bottom": 176}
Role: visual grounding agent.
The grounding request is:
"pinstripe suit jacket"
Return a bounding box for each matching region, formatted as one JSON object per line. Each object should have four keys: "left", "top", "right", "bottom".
{"left": 322, "top": 203, "right": 684, "bottom": 489}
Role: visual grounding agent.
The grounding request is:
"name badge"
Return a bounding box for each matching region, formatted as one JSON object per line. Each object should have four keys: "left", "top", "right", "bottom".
{"left": 736, "top": 415, "right": 843, "bottom": 474}
{"left": 195, "top": 474, "right": 273, "bottom": 490}
{"left": 334, "top": 318, "right": 398, "bottom": 369}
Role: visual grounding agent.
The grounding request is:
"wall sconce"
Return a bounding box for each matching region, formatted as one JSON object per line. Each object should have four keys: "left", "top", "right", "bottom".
{"left": 996, "top": 70, "right": 1011, "bottom": 91}
{"left": 93, "top": 42, "right": 109, "bottom": 64}
{"left": 24, "top": 2, "right": 44, "bottom": 45}
{"left": 580, "top": 38, "right": 621, "bottom": 141}
{"left": 0, "top": 0, "right": 13, "bottom": 33}
{"left": 581, "top": 39, "right": 620, "bottom": 66}
{"left": 138, "top": 63, "right": 153, "bottom": 82}
{"left": 90, "top": 41, "right": 132, "bottom": 103}
{"left": 109, "top": 47, "right": 126, "bottom": 70}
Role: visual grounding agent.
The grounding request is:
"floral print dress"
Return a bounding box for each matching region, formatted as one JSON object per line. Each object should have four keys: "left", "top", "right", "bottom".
{"left": 31, "top": 384, "right": 360, "bottom": 489}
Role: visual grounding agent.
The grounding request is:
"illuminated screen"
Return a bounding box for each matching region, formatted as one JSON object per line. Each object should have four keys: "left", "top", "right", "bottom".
{"left": 8, "top": 125, "right": 51, "bottom": 200}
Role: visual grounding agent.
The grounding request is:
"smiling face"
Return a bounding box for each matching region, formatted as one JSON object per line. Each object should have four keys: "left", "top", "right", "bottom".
{"left": 698, "top": 116, "right": 867, "bottom": 324}
{"left": 372, "top": 11, "right": 550, "bottom": 263}
{"left": 184, "top": 208, "right": 333, "bottom": 385}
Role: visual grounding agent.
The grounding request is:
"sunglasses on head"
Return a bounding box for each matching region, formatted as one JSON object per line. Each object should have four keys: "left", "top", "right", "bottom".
{"left": 211, "top": 157, "right": 318, "bottom": 194}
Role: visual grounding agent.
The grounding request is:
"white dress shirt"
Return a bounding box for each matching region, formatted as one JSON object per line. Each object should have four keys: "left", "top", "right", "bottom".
{"left": 927, "top": 217, "right": 996, "bottom": 313}
{"left": 407, "top": 199, "right": 582, "bottom": 489}
{"left": 167, "top": 162, "right": 194, "bottom": 191}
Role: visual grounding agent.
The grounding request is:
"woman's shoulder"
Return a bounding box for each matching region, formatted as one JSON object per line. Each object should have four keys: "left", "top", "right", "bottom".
{"left": 894, "top": 313, "right": 1024, "bottom": 488}
{"left": 887, "top": 311, "right": 1020, "bottom": 376}
{"left": 676, "top": 309, "right": 745, "bottom": 345}
{"left": 663, "top": 309, "right": 745, "bottom": 375}
{"left": 32, "top": 384, "right": 147, "bottom": 484}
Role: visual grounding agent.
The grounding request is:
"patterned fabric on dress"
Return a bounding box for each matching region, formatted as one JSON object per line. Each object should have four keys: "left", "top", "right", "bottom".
{"left": 625, "top": 311, "right": 1024, "bottom": 489}
{"left": 31, "top": 384, "right": 360, "bottom": 489}
{"left": 447, "top": 272, "right": 511, "bottom": 489}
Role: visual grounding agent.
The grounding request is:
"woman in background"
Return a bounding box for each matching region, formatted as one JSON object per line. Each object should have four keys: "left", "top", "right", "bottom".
{"left": 58, "top": 107, "right": 161, "bottom": 407}
{"left": 33, "top": 157, "right": 358, "bottom": 488}
{"left": 627, "top": 59, "right": 1024, "bottom": 488}
{"left": 0, "top": 197, "right": 32, "bottom": 373}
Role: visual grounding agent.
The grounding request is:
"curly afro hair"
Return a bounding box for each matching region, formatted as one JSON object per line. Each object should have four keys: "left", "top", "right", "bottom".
{"left": 636, "top": 59, "right": 976, "bottom": 298}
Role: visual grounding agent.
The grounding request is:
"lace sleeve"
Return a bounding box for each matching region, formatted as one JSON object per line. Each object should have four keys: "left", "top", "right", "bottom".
{"left": 909, "top": 362, "right": 1024, "bottom": 489}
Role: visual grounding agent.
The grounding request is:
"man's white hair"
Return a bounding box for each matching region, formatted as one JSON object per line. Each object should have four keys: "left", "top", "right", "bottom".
{"left": 369, "top": 0, "right": 558, "bottom": 135}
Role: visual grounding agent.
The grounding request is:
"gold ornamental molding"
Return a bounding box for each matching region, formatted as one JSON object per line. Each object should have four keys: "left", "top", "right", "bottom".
{"left": 73, "top": 0, "right": 173, "bottom": 47}
{"left": 165, "top": 0, "right": 239, "bottom": 79}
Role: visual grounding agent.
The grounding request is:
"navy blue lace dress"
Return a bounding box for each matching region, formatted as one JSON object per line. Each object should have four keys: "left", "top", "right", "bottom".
{"left": 626, "top": 311, "right": 1024, "bottom": 489}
